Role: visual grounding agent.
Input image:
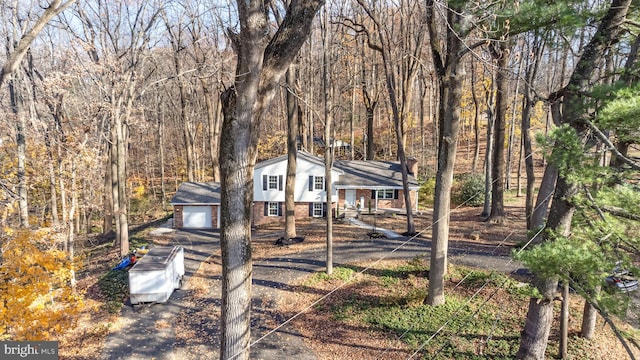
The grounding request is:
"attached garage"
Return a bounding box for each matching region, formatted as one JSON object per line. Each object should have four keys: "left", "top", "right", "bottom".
{"left": 171, "top": 182, "right": 221, "bottom": 229}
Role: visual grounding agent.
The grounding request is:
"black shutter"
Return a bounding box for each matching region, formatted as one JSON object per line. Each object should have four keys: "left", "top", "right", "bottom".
{"left": 371, "top": 190, "right": 376, "bottom": 199}
{"left": 309, "top": 176, "right": 314, "bottom": 191}
{"left": 278, "top": 202, "right": 283, "bottom": 216}
{"left": 394, "top": 190, "right": 399, "bottom": 199}
{"left": 263, "top": 175, "right": 267, "bottom": 190}
{"left": 324, "top": 177, "right": 327, "bottom": 190}
{"left": 279, "top": 175, "right": 283, "bottom": 191}
{"left": 322, "top": 203, "right": 327, "bottom": 217}
{"left": 264, "top": 202, "right": 268, "bottom": 216}
{"left": 309, "top": 203, "right": 313, "bottom": 216}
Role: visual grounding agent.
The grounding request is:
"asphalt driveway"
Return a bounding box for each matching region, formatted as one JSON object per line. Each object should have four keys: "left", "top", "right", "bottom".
{"left": 100, "top": 226, "right": 522, "bottom": 360}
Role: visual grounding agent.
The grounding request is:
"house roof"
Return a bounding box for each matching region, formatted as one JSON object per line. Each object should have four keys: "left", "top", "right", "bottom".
{"left": 334, "top": 159, "right": 420, "bottom": 189}
{"left": 255, "top": 151, "right": 419, "bottom": 190}
{"left": 170, "top": 182, "right": 221, "bottom": 205}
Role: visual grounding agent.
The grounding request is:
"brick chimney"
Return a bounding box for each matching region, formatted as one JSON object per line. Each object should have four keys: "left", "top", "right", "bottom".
{"left": 406, "top": 157, "right": 418, "bottom": 176}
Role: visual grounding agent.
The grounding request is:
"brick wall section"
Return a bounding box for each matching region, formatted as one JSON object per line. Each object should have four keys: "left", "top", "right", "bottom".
{"left": 211, "top": 206, "right": 218, "bottom": 228}
{"left": 254, "top": 189, "right": 418, "bottom": 226}
{"left": 174, "top": 205, "right": 183, "bottom": 228}
{"left": 337, "top": 189, "right": 417, "bottom": 212}
{"left": 252, "top": 202, "right": 319, "bottom": 226}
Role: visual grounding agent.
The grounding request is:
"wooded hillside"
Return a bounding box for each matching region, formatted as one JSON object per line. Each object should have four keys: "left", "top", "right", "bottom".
{"left": 0, "top": 1, "right": 638, "bottom": 359}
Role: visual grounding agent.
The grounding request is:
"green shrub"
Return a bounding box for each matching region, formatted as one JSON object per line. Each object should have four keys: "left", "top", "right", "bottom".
{"left": 454, "top": 174, "right": 485, "bottom": 207}
{"left": 419, "top": 178, "right": 436, "bottom": 206}
{"left": 98, "top": 269, "right": 129, "bottom": 313}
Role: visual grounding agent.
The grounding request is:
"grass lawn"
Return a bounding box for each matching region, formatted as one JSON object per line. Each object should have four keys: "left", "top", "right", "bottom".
{"left": 280, "top": 258, "right": 640, "bottom": 359}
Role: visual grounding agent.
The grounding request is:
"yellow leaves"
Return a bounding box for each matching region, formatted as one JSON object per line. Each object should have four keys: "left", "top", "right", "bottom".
{"left": 133, "top": 184, "right": 146, "bottom": 199}
{"left": 0, "top": 229, "right": 86, "bottom": 341}
{"left": 3, "top": 226, "right": 14, "bottom": 237}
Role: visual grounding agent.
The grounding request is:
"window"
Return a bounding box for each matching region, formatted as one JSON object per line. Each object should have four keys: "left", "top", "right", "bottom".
{"left": 312, "top": 203, "right": 324, "bottom": 217}
{"left": 263, "top": 175, "right": 283, "bottom": 191}
{"left": 268, "top": 202, "right": 280, "bottom": 216}
{"left": 376, "top": 189, "right": 395, "bottom": 199}
{"left": 268, "top": 176, "right": 279, "bottom": 190}
{"left": 314, "top": 176, "right": 324, "bottom": 190}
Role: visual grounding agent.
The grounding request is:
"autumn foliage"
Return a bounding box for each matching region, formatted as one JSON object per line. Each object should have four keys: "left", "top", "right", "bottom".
{"left": 0, "top": 228, "right": 85, "bottom": 340}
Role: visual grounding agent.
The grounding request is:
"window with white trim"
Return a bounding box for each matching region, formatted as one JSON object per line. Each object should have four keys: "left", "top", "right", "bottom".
{"left": 268, "top": 202, "right": 279, "bottom": 216}
{"left": 312, "top": 203, "right": 324, "bottom": 217}
{"left": 268, "top": 176, "right": 279, "bottom": 190}
{"left": 377, "top": 189, "right": 395, "bottom": 199}
{"left": 314, "top": 176, "right": 324, "bottom": 190}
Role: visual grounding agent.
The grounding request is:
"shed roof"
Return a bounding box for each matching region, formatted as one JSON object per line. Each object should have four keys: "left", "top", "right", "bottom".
{"left": 170, "top": 182, "right": 221, "bottom": 205}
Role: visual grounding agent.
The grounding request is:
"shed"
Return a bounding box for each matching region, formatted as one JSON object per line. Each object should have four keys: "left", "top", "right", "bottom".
{"left": 129, "top": 246, "right": 185, "bottom": 305}
{"left": 170, "top": 182, "right": 221, "bottom": 229}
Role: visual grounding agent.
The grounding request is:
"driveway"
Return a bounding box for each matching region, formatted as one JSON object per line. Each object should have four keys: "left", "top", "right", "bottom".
{"left": 100, "top": 227, "right": 522, "bottom": 360}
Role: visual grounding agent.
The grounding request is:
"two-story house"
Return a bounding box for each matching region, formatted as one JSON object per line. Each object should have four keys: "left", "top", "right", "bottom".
{"left": 251, "top": 151, "right": 420, "bottom": 226}
{"left": 171, "top": 151, "right": 420, "bottom": 229}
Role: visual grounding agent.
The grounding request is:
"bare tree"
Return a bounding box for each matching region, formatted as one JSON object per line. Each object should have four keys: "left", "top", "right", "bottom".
{"left": 285, "top": 66, "right": 298, "bottom": 240}
{"left": 217, "top": 0, "right": 324, "bottom": 358}
{"left": 321, "top": 4, "right": 334, "bottom": 274}
{"left": 0, "top": 0, "right": 77, "bottom": 87}
{"left": 425, "top": 0, "right": 474, "bottom": 305}
{"left": 354, "top": 0, "right": 423, "bottom": 235}
{"left": 69, "top": 0, "right": 162, "bottom": 256}
{"left": 2, "top": 0, "right": 76, "bottom": 228}
{"left": 487, "top": 41, "right": 510, "bottom": 223}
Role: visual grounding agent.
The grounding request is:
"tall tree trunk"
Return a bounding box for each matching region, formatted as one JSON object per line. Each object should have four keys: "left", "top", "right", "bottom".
{"left": 530, "top": 164, "right": 557, "bottom": 231}
{"left": 68, "top": 160, "right": 77, "bottom": 288}
{"left": 285, "top": 68, "right": 297, "bottom": 240}
{"left": 322, "top": 6, "right": 333, "bottom": 274}
{"left": 350, "top": 64, "right": 357, "bottom": 160}
{"left": 481, "top": 83, "right": 495, "bottom": 218}
{"left": 522, "top": 34, "right": 544, "bottom": 229}
{"left": 110, "top": 121, "right": 121, "bottom": 245}
{"left": 559, "top": 281, "right": 569, "bottom": 358}
{"left": 219, "top": 86, "right": 256, "bottom": 360}
{"left": 488, "top": 42, "right": 509, "bottom": 223}
{"left": 115, "top": 111, "right": 129, "bottom": 257}
{"left": 44, "top": 119, "right": 60, "bottom": 227}
{"left": 506, "top": 47, "right": 523, "bottom": 190}
{"left": 580, "top": 295, "right": 598, "bottom": 339}
{"left": 471, "top": 60, "right": 481, "bottom": 174}
{"left": 361, "top": 41, "right": 376, "bottom": 161}
{"left": 159, "top": 111, "right": 167, "bottom": 211}
{"left": 425, "top": 0, "right": 468, "bottom": 305}
{"left": 9, "top": 70, "right": 29, "bottom": 228}
{"left": 203, "top": 79, "right": 221, "bottom": 182}
{"left": 218, "top": 1, "right": 323, "bottom": 358}
{"left": 517, "top": 1, "right": 631, "bottom": 357}
{"left": 177, "top": 66, "right": 195, "bottom": 182}
{"left": 103, "top": 157, "right": 113, "bottom": 234}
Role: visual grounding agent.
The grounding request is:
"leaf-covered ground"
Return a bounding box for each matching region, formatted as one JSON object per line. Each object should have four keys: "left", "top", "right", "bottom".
{"left": 60, "top": 204, "right": 639, "bottom": 359}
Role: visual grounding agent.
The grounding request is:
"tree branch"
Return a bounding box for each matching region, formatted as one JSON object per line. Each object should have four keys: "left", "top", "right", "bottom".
{"left": 341, "top": 18, "right": 383, "bottom": 53}
{"left": 0, "top": 0, "right": 77, "bottom": 87}
{"left": 584, "top": 119, "right": 640, "bottom": 171}
{"left": 601, "top": 206, "right": 640, "bottom": 221}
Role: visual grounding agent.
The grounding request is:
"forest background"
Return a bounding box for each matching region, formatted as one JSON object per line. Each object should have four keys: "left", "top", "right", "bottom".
{"left": 0, "top": 0, "right": 639, "bottom": 359}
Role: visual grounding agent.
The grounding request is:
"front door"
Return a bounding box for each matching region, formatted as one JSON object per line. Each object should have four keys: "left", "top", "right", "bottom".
{"left": 345, "top": 189, "right": 356, "bottom": 207}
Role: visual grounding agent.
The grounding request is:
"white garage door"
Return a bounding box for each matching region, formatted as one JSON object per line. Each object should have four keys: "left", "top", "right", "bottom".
{"left": 183, "top": 206, "right": 212, "bottom": 228}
